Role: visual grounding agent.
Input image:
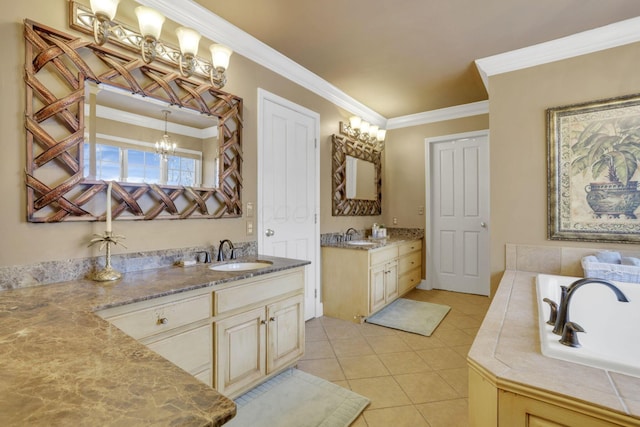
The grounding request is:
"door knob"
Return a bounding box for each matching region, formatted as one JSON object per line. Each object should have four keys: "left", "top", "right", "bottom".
{"left": 265, "top": 229, "right": 275, "bottom": 237}
{"left": 480, "top": 222, "right": 487, "bottom": 228}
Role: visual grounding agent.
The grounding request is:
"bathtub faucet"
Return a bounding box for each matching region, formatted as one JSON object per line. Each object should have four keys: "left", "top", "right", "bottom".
{"left": 552, "top": 279, "right": 629, "bottom": 343}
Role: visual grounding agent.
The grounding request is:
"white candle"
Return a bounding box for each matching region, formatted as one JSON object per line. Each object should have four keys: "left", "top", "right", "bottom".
{"left": 106, "top": 181, "right": 112, "bottom": 232}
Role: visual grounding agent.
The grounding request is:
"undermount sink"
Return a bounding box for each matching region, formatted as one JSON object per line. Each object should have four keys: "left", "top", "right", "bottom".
{"left": 346, "top": 240, "right": 375, "bottom": 246}
{"left": 209, "top": 261, "right": 273, "bottom": 272}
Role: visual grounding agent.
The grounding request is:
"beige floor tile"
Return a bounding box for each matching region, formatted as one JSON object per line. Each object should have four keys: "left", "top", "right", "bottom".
{"left": 417, "top": 347, "right": 468, "bottom": 370}
{"left": 331, "top": 336, "right": 375, "bottom": 357}
{"left": 323, "top": 324, "right": 362, "bottom": 341}
{"left": 445, "top": 312, "right": 483, "bottom": 329}
{"left": 395, "top": 372, "right": 460, "bottom": 403}
{"left": 378, "top": 351, "right": 432, "bottom": 375}
{"left": 365, "top": 334, "right": 411, "bottom": 354}
{"left": 338, "top": 354, "right": 390, "bottom": 379}
{"left": 305, "top": 325, "right": 328, "bottom": 342}
{"left": 296, "top": 358, "right": 345, "bottom": 381}
{"left": 437, "top": 367, "right": 469, "bottom": 397}
{"left": 363, "top": 405, "right": 430, "bottom": 427}
{"left": 332, "top": 379, "right": 351, "bottom": 389}
{"left": 348, "top": 376, "right": 411, "bottom": 409}
{"left": 416, "top": 398, "right": 469, "bottom": 427}
{"left": 450, "top": 344, "right": 472, "bottom": 358}
{"left": 357, "top": 322, "right": 398, "bottom": 337}
{"left": 431, "top": 328, "right": 476, "bottom": 347}
{"left": 396, "top": 330, "right": 447, "bottom": 350}
{"left": 301, "top": 340, "right": 335, "bottom": 360}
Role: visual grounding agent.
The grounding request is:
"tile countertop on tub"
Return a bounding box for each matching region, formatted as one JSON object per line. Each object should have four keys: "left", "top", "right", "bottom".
{"left": 0, "top": 255, "right": 310, "bottom": 426}
{"left": 468, "top": 270, "right": 640, "bottom": 421}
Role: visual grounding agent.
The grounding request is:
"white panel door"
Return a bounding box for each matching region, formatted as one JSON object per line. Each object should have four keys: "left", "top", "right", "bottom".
{"left": 258, "top": 90, "right": 320, "bottom": 320}
{"left": 429, "top": 133, "right": 489, "bottom": 295}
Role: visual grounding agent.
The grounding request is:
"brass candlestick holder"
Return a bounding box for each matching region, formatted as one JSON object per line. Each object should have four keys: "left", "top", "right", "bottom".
{"left": 88, "top": 231, "right": 126, "bottom": 282}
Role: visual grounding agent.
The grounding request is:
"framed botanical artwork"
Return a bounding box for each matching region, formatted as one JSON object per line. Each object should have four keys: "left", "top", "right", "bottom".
{"left": 548, "top": 93, "right": 640, "bottom": 243}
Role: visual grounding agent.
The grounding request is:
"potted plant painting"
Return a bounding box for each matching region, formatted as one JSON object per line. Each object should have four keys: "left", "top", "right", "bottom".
{"left": 571, "top": 115, "right": 640, "bottom": 219}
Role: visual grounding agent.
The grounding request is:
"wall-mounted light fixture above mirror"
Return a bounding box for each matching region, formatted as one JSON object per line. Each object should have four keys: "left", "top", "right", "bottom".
{"left": 332, "top": 134, "right": 381, "bottom": 216}
{"left": 75, "top": 1, "right": 232, "bottom": 88}
{"left": 24, "top": 16, "right": 243, "bottom": 223}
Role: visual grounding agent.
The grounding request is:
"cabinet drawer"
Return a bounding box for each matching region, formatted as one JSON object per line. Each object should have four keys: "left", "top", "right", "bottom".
{"left": 101, "top": 293, "right": 211, "bottom": 340}
{"left": 370, "top": 246, "right": 398, "bottom": 266}
{"left": 399, "top": 240, "right": 421, "bottom": 256}
{"left": 399, "top": 268, "right": 421, "bottom": 293}
{"left": 399, "top": 251, "right": 421, "bottom": 274}
{"left": 213, "top": 269, "right": 304, "bottom": 315}
{"left": 146, "top": 324, "right": 211, "bottom": 375}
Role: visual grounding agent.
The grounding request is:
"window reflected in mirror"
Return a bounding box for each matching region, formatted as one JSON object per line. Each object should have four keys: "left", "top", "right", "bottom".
{"left": 84, "top": 82, "right": 219, "bottom": 188}
{"left": 346, "top": 155, "right": 377, "bottom": 200}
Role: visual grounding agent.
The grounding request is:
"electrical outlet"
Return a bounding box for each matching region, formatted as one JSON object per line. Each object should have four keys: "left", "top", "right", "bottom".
{"left": 246, "top": 220, "right": 253, "bottom": 235}
{"left": 418, "top": 206, "right": 424, "bottom": 215}
{"left": 393, "top": 217, "right": 398, "bottom": 225}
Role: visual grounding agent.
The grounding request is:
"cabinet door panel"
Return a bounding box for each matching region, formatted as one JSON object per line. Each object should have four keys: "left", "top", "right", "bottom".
{"left": 370, "top": 265, "right": 387, "bottom": 313}
{"left": 267, "top": 294, "right": 304, "bottom": 373}
{"left": 214, "top": 307, "right": 265, "bottom": 396}
{"left": 385, "top": 261, "right": 399, "bottom": 302}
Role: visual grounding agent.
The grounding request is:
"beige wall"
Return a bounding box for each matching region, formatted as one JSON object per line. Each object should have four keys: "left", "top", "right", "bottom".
{"left": 489, "top": 41, "right": 640, "bottom": 293}
{"left": 383, "top": 115, "right": 489, "bottom": 228}
{"left": 0, "top": 0, "right": 384, "bottom": 267}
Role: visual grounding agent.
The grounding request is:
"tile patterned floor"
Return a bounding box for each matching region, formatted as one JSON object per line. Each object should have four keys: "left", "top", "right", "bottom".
{"left": 298, "top": 288, "right": 491, "bottom": 427}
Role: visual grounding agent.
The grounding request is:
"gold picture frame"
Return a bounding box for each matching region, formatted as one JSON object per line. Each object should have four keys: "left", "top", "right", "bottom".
{"left": 548, "top": 93, "right": 640, "bottom": 242}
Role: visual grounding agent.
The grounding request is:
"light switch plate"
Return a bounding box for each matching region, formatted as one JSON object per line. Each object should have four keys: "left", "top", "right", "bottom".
{"left": 246, "top": 202, "right": 254, "bottom": 218}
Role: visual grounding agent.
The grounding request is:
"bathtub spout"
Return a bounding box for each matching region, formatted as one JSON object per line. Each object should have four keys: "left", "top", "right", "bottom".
{"left": 553, "top": 278, "right": 630, "bottom": 336}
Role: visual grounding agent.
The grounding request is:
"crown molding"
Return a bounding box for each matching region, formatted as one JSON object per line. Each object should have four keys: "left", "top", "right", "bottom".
{"left": 136, "top": 0, "right": 386, "bottom": 127}
{"left": 386, "top": 101, "right": 489, "bottom": 130}
{"left": 475, "top": 16, "right": 640, "bottom": 90}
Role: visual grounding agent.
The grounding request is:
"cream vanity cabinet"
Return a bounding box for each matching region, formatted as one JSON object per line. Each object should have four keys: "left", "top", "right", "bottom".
{"left": 322, "top": 239, "right": 422, "bottom": 323}
{"left": 97, "top": 266, "right": 305, "bottom": 399}
{"left": 212, "top": 268, "right": 305, "bottom": 398}
{"left": 96, "top": 288, "right": 213, "bottom": 385}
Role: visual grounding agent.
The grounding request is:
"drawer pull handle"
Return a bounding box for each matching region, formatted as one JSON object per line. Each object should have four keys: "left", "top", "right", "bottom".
{"left": 157, "top": 317, "right": 169, "bottom": 325}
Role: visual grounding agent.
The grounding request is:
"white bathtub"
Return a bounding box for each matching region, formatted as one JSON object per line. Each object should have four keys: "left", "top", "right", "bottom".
{"left": 536, "top": 274, "right": 640, "bottom": 378}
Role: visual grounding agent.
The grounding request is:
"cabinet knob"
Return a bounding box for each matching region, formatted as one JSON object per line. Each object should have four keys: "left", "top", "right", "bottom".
{"left": 269, "top": 317, "right": 276, "bottom": 322}
{"left": 157, "top": 317, "right": 169, "bottom": 325}
{"left": 260, "top": 319, "right": 267, "bottom": 325}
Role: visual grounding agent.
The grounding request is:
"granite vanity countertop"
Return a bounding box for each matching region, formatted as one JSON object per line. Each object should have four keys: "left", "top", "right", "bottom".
{"left": 321, "top": 235, "right": 422, "bottom": 250}
{"left": 469, "top": 270, "right": 640, "bottom": 422}
{"left": 0, "top": 255, "right": 310, "bottom": 426}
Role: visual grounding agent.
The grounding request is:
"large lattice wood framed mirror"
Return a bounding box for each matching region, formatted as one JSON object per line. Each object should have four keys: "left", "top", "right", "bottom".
{"left": 332, "top": 134, "right": 382, "bottom": 216}
{"left": 24, "top": 19, "right": 243, "bottom": 223}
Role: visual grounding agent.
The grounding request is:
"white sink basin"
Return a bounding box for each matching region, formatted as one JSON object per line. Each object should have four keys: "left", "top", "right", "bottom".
{"left": 346, "top": 240, "right": 375, "bottom": 246}
{"left": 209, "top": 261, "right": 273, "bottom": 272}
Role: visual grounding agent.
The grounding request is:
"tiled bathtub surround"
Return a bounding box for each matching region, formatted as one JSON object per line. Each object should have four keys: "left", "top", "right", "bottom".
{"left": 0, "top": 241, "right": 257, "bottom": 291}
{"left": 505, "top": 243, "right": 640, "bottom": 276}
{"left": 321, "top": 227, "right": 424, "bottom": 245}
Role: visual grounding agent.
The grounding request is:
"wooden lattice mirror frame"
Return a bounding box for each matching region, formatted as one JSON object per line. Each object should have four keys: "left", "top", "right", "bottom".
{"left": 332, "top": 134, "right": 382, "bottom": 216}
{"left": 24, "top": 19, "right": 243, "bottom": 223}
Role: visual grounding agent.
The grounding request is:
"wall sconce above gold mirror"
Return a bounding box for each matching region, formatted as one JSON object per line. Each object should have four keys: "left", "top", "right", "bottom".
{"left": 332, "top": 134, "right": 382, "bottom": 216}
{"left": 24, "top": 8, "right": 243, "bottom": 223}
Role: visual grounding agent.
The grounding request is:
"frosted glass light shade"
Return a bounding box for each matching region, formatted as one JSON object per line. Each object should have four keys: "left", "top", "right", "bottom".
{"left": 135, "top": 6, "right": 165, "bottom": 39}
{"left": 360, "top": 121, "right": 370, "bottom": 135}
{"left": 377, "top": 129, "right": 387, "bottom": 141}
{"left": 369, "top": 125, "right": 379, "bottom": 139}
{"left": 210, "top": 44, "right": 233, "bottom": 70}
{"left": 90, "top": 0, "right": 120, "bottom": 19}
{"left": 349, "top": 116, "right": 361, "bottom": 130}
{"left": 176, "top": 27, "right": 201, "bottom": 56}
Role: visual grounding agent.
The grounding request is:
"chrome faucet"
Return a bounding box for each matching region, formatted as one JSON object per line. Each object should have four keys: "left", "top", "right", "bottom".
{"left": 217, "top": 239, "right": 236, "bottom": 262}
{"left": 344, "top": 227, "right": 358, "bottom": 241}
{"left": 552, "top": 278, "right": 629, "bottom": 346}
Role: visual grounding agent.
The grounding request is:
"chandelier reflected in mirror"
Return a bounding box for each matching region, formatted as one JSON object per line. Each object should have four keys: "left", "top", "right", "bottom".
{"left": 155, "top": 110, "right": 177, "bottom": 159}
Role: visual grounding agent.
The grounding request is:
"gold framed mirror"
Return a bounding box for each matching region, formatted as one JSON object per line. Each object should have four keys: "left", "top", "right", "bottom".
{"left": 24, "top": 19, "right": 243, "bottom": 223}
{"left": 332, "top": 134, "right": 381, "bottom": 216}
